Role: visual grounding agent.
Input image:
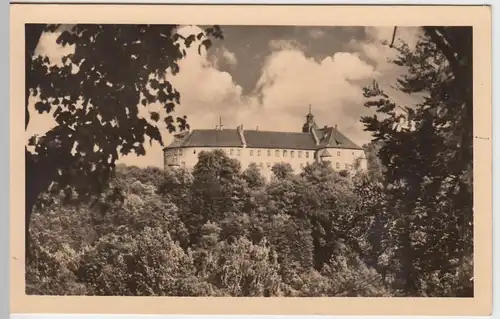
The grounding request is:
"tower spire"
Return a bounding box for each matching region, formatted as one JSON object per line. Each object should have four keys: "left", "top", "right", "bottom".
{"left": 302, "top": 104, "right": 316, "bottom": 133}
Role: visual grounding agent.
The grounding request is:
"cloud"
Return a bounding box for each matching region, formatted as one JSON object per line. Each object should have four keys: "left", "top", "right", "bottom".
{"left": 269, "top": 39, "right": 304, "bottom": 52}
{"left": 239, "top": 49, "right": 376, "bottom": 142}
{"left": 209, "top": 46, "right": 238, "bottom": 70}
{"left": 358, "top": 26, "right": 422, "bottom": 73}
{"left": 221, "top": 47, "right": 238, "bottom": 66}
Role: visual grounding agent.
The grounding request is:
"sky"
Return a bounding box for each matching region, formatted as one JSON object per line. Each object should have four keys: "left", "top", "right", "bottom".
{"left": 27, "top": 25, "right": 423, "bottom": 168}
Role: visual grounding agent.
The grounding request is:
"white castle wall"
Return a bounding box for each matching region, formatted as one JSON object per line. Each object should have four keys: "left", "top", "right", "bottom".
{"left": 164, "top": 145, "right": 367, "bottom": 178}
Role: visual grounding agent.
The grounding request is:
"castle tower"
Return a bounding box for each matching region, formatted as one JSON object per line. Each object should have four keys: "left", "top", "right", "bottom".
{"left": 302, "top": 105, "right": 317, "bottom": 133}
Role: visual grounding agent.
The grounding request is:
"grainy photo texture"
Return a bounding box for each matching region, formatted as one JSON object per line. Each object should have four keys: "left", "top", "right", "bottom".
{"left": 25, "top": 24, "right": 473, "bottom": 298}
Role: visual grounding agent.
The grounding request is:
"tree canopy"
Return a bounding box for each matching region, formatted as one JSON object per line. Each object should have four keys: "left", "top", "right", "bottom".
{"left": 360, "top": 26, "right": 473, "bottom": 295}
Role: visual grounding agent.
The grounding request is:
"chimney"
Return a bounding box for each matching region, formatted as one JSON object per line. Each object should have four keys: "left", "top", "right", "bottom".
{"left": 219, "top": 116, "right": 223, "bottom": 131}
{"left": 256, "top": 126, "right": 259, "bottom": 131}
{"left": 335, "top": 124, "right": 338, "bottom": 129}
{"left": 311, "top": 128, "right": 320, "bottom": 145}
{"left": 237, "top": 124, "right": 246, "bottom": 147}
{"left": 215, "top": 125, "right": 218, "bottom": 130}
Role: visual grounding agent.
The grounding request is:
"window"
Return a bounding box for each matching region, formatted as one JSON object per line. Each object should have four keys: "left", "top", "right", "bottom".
{"left": 259, "top": 162, "right": 263, "bottom": 168}
{"left": 336, "top": 162, "right": 340, "bottom": 169}
{"left": 267, "top": 163, "right": 271, "bottom": 168}
{"left": 352, "top": 152, "right": 355, "bottom": 156}
{"left": 298, "top": 151, "right": 302, "bottom": 158}
{"left": 237, "top": 149, "right": 241, "bottom": 156}
{"left": 230, "top": 149, "right": 234, "bottom": 156}
{"left": 306, "top": 152, "right": 309, "bottom": 158}
{"left": 345, "top": 164, "right": 349, "bottom": 169}
{"left": 275, "top": 150, "right": 280, "bottom": 157}
{"left": 283, "top": 150, "right": 288, "bottom": 157}
{"left": 291, "top": 151, "right": 295, "bottom": 158}
{"left": 258, "top": 150, "right": 261, "bottom": 156}
{"left": 250, "top": 150, "right": 254, "bottom": 156}
{"left": 337, "top": 151, "right": 341, "bottom": 156}
{"left": 267, "top": 150, "right": 271, "bottom": 156}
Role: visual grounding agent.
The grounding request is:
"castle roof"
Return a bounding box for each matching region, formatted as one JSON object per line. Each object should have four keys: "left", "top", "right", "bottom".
{"left": 165, "top": 127, "right": 363, "bottom": 151}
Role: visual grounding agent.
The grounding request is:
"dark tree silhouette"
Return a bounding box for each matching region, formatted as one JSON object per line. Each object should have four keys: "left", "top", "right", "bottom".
{"left": 25, "top": 24, "right": 223, "bottom": 258}
{"left": 361, "top": 26, "right": 473, "bottom": 295}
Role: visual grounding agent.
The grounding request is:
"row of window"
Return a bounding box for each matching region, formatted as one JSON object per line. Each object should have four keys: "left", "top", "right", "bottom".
{"left": 251, "top": 162, "right": 350, "bottom": 170}
{"left": 253, "top": 162, "right": 306, "bottom": 169}
{"left": 231, "top": 148, "right": 311, "bottom": 159}
{"left": 166, "top": 148, "right": 358, "bottom": 158}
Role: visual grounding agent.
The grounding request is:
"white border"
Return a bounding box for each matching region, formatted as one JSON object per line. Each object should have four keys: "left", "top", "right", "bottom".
{"left": 5, "top": 1, "right": 497, "bottom": 319}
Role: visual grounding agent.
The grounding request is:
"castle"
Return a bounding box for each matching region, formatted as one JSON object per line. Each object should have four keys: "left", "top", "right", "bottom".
{"left": 163, "top": 108, "right": 367, "bottom": 178}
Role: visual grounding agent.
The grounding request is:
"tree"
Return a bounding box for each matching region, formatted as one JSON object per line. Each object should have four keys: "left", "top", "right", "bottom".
{"left": 187, "top": 150, "right": 245, "bottom": 241}
{"left": 362, "top": 142, "right": 386, "bottom": 181}
{"left": 361, "top": 27, "right": 473, "bottom": 296}
{"left": 76, "top": 227, "right": 208, "bottom": 296}
{"left": 25, "top": 24, "right": 223, "bottom": 256}
{"left": 271, "top": 162, "right": 294, "bottom": 181}
{"left": 242, "top": 163, "right": 266, "bottom": 190}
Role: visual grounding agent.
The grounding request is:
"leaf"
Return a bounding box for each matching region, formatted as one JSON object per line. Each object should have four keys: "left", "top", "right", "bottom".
{"left": 28, "top": 135, "right": 38, "bottom": 146}
{"left": 164, "top": 102, "right": 175, "bottom": 113}
{"left": 150, "top": 111, "right": 160, "bottom": 122}
{"left": 198, "top": 39, "right": 212, "bottom": 55}
{"left": 34, "top": 101, "right": 51, "bottom": 114}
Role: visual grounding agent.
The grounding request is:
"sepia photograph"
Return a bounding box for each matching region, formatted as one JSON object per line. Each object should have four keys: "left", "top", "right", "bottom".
{"left": 10, "top": 3, "right": 492, "bottom": 316}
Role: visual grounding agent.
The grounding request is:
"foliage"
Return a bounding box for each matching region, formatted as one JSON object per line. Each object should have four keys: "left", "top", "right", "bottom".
{"left": 26, "top": 26, "right": 473, "bottom": 297}
{"left": 25, "top": 24, "right": 223, "bottom": 256}
{"left": 360, "top": 27, "right": 473, "bottom": 296}
{"left": 27, "top": 152, "right": 391, "bottom": 297}
{"left": 271, "top": 162, "right": 294, "bottom": 181}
